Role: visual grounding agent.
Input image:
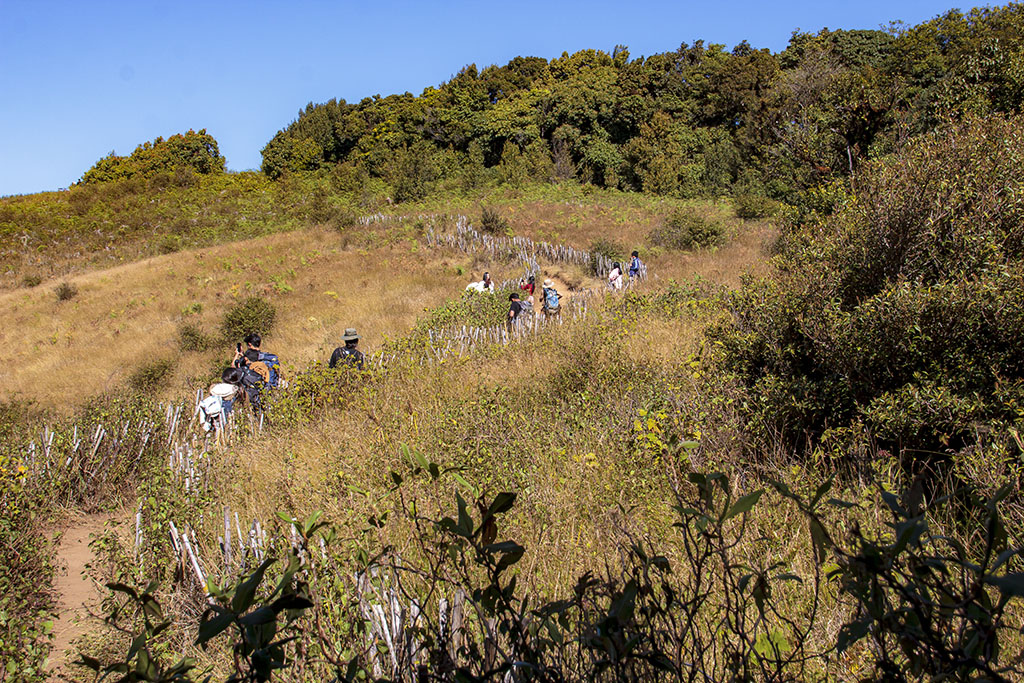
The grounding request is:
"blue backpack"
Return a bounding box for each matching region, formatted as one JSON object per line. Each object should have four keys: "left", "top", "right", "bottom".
{"left": 544, "top": 287, "right": 560, "bottom": 310}
{"left": 257, "top": 352, "right": 281, "bottom": 388}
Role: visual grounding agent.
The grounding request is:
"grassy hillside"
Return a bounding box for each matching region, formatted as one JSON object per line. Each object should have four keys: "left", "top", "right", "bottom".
{"left": 1, "top": 189, "right": 762, "bottom": 411}
{"left": 5, "top": 117, "right": 1024, "bottom": 682}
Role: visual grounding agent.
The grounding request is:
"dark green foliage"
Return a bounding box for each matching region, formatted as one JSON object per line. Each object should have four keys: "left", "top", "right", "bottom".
{"left": 55, "top": 281, "right": 77, "bottom": 301}
{"left": 649, "top": 209, "right": 726, "bottom": 250}
{"left": 85, "top": 465, "right": 1024, "bottom": 680}
{"left": 717, "top": 115, "right": 1024, "bottom": 471}
{"left": 80, "top": 129, "right": 225, "bottom": 184}
{"left": 478, "top": 206, "right": 510, "bottom": 235}
{"left": 177, "top": 323, "right": 214, "bottom": 352}
{"left": 128, "top": 358, "right": 175, "bottom": 393}
{"left": 734, "top": 193, "right": 780, "bottom": 219}
{"left": 221, "top": 296, "right": 276, "bottom": 342}
{"left": 253, "top": 4, "right": 1024, "bottom": 206}
{"left": 778, "top": 477, "right": 1024, "bottom": 681}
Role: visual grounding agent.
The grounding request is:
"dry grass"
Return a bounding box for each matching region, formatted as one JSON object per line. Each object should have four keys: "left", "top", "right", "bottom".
{"left": 5, "top": 194, "right": 772, "bottom": 412}
{"left": 0, "top": 226, "right": 535, "bottom": 411}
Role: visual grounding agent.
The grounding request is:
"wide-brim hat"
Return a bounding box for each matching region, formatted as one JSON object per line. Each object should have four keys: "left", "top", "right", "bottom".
{"left": 210, "top": 382, "right": 238, "bottom": 399}
{"left": 342, "top": 328, "right": 360, "bottom": 342}
{"left": 543, "top": 279, "right": 554, "bottom": 288}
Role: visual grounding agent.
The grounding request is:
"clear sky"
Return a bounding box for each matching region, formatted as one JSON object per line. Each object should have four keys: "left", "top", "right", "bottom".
{"left": 0, "top": 0, "right": 965, "bottom": 196}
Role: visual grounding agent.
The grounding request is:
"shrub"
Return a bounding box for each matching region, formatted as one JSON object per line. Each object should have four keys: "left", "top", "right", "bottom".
{"left": 127, "top": 358, "right": 175, "bottom": 393}
{"left": 649, "top": 209, "right": 726, "bottom": 250}
{"left": 479, "top": 206, "right": 511, "bottom": 236}
{"left": 221, "top": 297, "right": 276, "bottom": 341}
{"left": 55, "top": 281, "right": 78, "bottom": 301}
{"left": 157, "top": 234, "right": 182, "bottom": 254}
{"left": 715, "top": 116, "right": 1024, "bottom": 473}
{"left": 20, "top": 274, "right": 41, "bottom": 288}
{"left": 734, "top": 193, "right": 780, "bottom": 219}
{"left": 177, "top": 323, "right": 214, "bottom": 352}
{"left": 589, "top": 237, "right": 625, "bottom": 276}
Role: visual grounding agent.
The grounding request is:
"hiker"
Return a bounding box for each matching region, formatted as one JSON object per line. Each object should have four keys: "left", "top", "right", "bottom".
{"left": 608, "top": 262, "right": 624, "bottom": 291}
{"left": 466, "top": 272, "right": 495, "bottom": 294}
{"left": 196, "top": 382, "right": 237, "bottom": 432}
{"left": 508, "top": 292, "right": 524, "bottom": 326}
{"left": 519, "top": 275, "right": 536, "bottom": 306}
{"left": 221, "top": 365, "right": 264, "bottom": 414}
{"left": 329, "top": 328, "right": 365, "bottom": 370}
{"left": 542, "top": 279, "right": 561, "bottom": 318}
{"left": 628, "top": 250, "right": 643, "bottom": 279}
{"left": 232, "top": 332, "right": 282, "bottom": 389}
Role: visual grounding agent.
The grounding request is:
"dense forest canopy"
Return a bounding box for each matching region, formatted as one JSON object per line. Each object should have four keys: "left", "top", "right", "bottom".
{"left": 257, "top": 4, "right": 1024, "bottom": 202}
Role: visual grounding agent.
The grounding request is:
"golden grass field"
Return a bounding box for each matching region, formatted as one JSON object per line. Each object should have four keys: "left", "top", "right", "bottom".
{"left": 3, "top": 199, "right": 770, "bottom": 412}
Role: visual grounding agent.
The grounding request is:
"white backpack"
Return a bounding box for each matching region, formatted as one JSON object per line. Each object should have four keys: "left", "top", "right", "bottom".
{"left": 196, "top": 395, "right": 224, "bottom": 432}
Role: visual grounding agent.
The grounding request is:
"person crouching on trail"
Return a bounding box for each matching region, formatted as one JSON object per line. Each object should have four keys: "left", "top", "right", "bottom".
{"left": 466, "top": 271, "right": 495, "bottom": 294}
{"left": 222, "top": 366, "right": 264, "bottom": 415}
{"left": 542, "top": 279, "right": 561, "bottom": 318}
{"left": 329, "top": 328, "right": 365, "bottom": 370}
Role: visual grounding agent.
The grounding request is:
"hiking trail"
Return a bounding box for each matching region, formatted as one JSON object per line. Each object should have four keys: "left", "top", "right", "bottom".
{"left": 48, "top": 513, "right": 112, "bottom": 680}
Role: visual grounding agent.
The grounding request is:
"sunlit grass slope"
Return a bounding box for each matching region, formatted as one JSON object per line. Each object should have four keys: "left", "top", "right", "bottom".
{"left": 3, "top": 197, "right": 771, "bottom": 412}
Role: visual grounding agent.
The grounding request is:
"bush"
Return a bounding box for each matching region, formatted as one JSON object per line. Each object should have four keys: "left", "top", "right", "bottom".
{"left": 177, "top": 323, "right": 214, "bottom": 352}
{"left": 479, "top": 206, "right": 511, "bottom": 236}
{"left": 589, "top": 237, "right": 625, "bottom": 276}
{"left": 221, "top": 297, "right": 276, "bottom": 341}
{"left": 734, "top": 193, "right": 780, "bottom": 219}
{"left": 649, "top": 209, "right": 726, "bottom": 250}
{"left": 715, "top": 116, "right": 1024, "bottom": 473}
{"left": 127, "top": 358, "right": 175, "bottom": 393}
{"left": 157, "top": 235, "right": 182, "bottom": 254}
{"left": 55, "top": 281, "right": 78, "bottom": 301}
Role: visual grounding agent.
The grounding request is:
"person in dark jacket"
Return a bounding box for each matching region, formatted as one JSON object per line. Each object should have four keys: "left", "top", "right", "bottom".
{"left": 329, "top": 328, "right": 365, "bottom": 370}
{"left": 508, "top": 292, "right": 524, "bottom": 326}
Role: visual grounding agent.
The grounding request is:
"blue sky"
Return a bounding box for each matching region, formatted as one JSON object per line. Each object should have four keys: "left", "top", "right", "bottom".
{"left": 1, "top": 0, "right": 964, "bottom": 196}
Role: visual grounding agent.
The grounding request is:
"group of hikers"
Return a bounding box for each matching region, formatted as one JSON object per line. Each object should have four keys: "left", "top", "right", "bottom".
{"left": 196, "top": 329, "right": 366, "bottom": 433}
{"left": 197, "top": 250, "right": 644, "bottom": 433}
{"left": 466, "top": 250, "right": 644, "bottom": 325}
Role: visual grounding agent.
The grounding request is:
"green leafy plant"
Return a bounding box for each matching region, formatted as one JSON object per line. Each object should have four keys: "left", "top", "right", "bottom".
{"left": 128, "top": 358, "right": 175, "bottom": 393}
{"left": 221, "top": 297, "right": 276, "bottom": 342}
{"left": 649, "top": 209, "right": 726, "bottom": 251}
{"left": 479, "top": 206, "right": 511, "bottom": 236}
{"left": 734, "top": 193, "right": 780, "bottom": 219}
{"left": 177, "top": 323, "right": 214, "bottom": 352}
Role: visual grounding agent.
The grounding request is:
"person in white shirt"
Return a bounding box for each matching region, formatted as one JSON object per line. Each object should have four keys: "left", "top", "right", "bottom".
{"left": 608, "top": 262, "right": 624, "bottom": 291}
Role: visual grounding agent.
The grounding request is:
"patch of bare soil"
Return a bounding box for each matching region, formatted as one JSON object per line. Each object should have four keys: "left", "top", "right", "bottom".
{"left": 47, "top": 514, "right": 112, "bottom": 681}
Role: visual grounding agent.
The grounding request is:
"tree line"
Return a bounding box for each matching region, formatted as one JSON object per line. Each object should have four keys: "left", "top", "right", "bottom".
{"left": 253, "top": 4, "right": 1024, "bottom": 203}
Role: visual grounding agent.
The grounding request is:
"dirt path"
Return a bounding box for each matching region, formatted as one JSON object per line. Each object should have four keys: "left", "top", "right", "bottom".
{"left": 48, "top": 514, "right": 112, "bottom": 680}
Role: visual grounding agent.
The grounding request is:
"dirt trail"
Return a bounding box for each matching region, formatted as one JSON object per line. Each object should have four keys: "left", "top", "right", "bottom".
{"left": 48, "top": 514, "right": 112, "bottom": 680}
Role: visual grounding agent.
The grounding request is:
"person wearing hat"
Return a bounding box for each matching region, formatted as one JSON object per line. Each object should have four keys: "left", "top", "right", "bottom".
{"left": 542, "top": 279, "right": 561, "bottom": 318}
{"left": 329, "top": 328, "right": 365, "bottom": 370}
{"left": 197, "top": 382, "right": 238, "bottom": 432}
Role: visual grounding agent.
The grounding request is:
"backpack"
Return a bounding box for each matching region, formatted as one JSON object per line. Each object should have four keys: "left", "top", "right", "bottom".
{"left": 257, "top": 352, "right": 281, "bottom": 388}
{"left": 248, "top": 361, "right": 271, "bottom": 384}
{"left": 197, "top": 395, "right": 223, "bottom": 432}
{"left": 544, "top": 287, "right": 560, "bottom": 310}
